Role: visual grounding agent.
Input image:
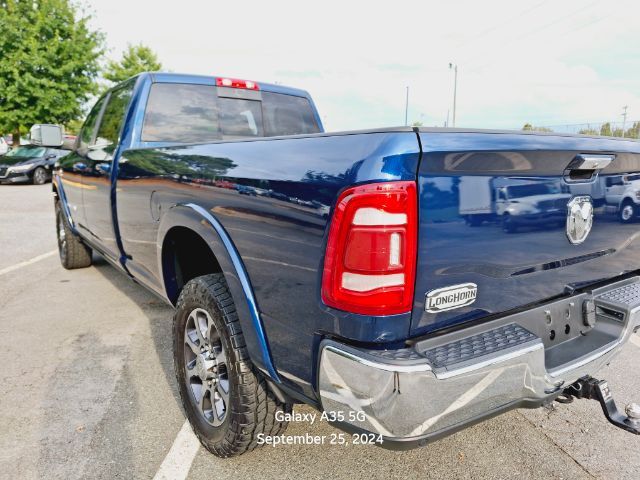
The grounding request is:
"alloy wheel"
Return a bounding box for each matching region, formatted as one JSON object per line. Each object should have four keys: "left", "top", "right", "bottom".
{"left": 34, "top": 168, "right": 46, "bottom": 185}
{"left": 183, "top": 308, "right": 230, "bottom": 426}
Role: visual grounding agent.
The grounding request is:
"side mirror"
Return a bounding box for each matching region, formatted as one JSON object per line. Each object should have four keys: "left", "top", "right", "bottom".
{"left": 87, "top": 137, "right": 114, "bottom": 162}
{"left": 29, "top": 124, "right": 63, "bottom": 147}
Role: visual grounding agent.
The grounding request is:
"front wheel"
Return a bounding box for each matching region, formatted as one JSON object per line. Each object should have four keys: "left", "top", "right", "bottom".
{"left": 55, "top": 201, "right": 92, "bottom": 269}
{"left": 502, "top": 214, "right": 517, "bottom": 233}
{"left": 173, "top": 274, "right": 292, "bottom": 458}
{"left": 619, "top": 200, "right": 637, "bottom": 224}
{"left": 32, "top": 167, "right": 47, "bottom": 185}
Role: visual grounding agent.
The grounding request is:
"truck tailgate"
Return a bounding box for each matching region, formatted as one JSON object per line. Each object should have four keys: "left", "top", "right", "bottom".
{"left": 412, "top": 130, "right": 640, "bottom": 336}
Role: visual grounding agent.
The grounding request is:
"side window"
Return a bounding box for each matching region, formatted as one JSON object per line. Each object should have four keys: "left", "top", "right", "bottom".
{"left": 94, "top": 81, "right": 135, "bottom": 159}
{"left": 606, "top": 176, "right": 623, "bottom": 187}
{"left": 79, "top": 96, "right": 107, "bottom": 150}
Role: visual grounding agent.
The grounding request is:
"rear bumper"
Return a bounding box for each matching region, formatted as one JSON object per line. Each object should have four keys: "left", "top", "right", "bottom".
{"left": 318, "top": 277, "right": 640, "bottom": 449}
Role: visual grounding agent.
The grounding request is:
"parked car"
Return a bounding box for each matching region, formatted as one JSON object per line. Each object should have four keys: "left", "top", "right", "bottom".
{"left": 0, "top": 145, "right": 69, "bottom": 184}
{"left": 0, "top": 137, "right": 8, "bottom": 156}
{"left": 52, "top": 72, "right": 640, "bottom": 459}
{"left": 213, "top": 179, "right": 235, "bottom": 189}
{"left": 236, "top": 184, "right": 257, "bottom": 196}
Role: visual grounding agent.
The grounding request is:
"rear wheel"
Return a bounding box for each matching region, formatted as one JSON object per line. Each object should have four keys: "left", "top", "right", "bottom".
{"left": 467, "top": 215, "right": 483, "bottom": 227}
{"left": 619, "top": 200, "right": 637, "bottom": 224}
{"left": 55, "top": 201, "right": 92, "bottom": 269}
{"left": 174, "top": 273, "right": 292, "bottom": 458}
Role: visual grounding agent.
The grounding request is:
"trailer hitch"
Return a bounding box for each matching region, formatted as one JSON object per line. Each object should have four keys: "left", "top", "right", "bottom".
{"left": 559, "top": 376, "right": 640, "bottom": 435}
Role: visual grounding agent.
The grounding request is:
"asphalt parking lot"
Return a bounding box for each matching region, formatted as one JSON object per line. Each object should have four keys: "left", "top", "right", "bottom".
{"left": 1, "top": 184, "right": 640, "bottom": 480}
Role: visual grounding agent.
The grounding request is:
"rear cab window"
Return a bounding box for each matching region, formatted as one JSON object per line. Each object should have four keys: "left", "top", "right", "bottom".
{"left": 140, "top": 81, "right": 320, "bottom": 144}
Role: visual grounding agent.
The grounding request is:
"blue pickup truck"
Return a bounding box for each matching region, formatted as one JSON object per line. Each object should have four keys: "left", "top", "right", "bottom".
{"left": 51, "top": 72, "right": 640, "bottom": 457}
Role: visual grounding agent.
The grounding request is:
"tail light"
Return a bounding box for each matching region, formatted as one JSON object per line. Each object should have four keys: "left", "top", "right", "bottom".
{"left": 215, "top": 77, "right": 259, "bottom": 90}
{"left": 321, "top": 181, "right": 417, "bottom": 316}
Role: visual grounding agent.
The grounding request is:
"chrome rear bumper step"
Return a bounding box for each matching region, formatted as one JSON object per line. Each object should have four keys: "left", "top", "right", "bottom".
{"left": 420, "top": 323, "right": 539, "bottom": 375}
{"left": 596, "top": 281, "right": 640, "bottom": 325}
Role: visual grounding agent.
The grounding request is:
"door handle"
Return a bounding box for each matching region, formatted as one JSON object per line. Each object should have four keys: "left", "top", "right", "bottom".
{"left": 564, "top": 154, "right": 615, "bottom": 182}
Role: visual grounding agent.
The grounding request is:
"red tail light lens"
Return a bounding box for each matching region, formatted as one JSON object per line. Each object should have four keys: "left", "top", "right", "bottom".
{"left": 215, "top": 77, "right": 260, "bottom": 90}
{"left": 321, "top": 181, "right": 417, "bottom": 316}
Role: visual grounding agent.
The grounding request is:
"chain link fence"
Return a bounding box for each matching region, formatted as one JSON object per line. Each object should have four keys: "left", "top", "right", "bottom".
{"left": 524, "top": 120, "right": 640, "bottom": 139}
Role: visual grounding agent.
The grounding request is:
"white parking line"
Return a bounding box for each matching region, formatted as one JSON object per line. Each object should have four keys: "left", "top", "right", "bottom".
{"left": 630, "top": 334, "right": 640, "bottom": 348}
{"left": 153, "top": 420, "right": 200, "bottom": 480}
{"left": 0, "top": 250, "right": 57, "bottom": 277}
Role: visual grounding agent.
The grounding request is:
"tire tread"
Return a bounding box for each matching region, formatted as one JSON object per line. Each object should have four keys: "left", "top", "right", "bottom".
{"left": 174, "top": 273, "right": 291, "bottom": 458}
{"left": 55, "top": 201, "right": 92, "bottom": 269}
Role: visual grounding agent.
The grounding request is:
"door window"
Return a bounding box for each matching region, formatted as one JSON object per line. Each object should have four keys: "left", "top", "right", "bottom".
{"left": 93, "top": 80, "right": 135, "bottom": 159}
{"left": 78, "top": 96, "right": 108, "bottom": 151}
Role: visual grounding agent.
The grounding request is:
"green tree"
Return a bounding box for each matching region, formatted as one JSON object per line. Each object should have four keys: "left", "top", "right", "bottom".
{"left": 578, "top": 127, "right": 599, "bottom": 136}
{"left": 0, "top": 0, "right": 104, "bottom": 144}
{"left": 104, "top": 44, "right": 162, "bottom": 84}
{"left": 65, "top": 118, "right": 83, "bottom": 135}
{"left": 600, "top": 122, "right": 613, "bottom": 136}
{"left": 625, "top": 121, "right": 640, "bottom": 139}
{"left": 522, "top": 123, "right": 552, "bottom": 133}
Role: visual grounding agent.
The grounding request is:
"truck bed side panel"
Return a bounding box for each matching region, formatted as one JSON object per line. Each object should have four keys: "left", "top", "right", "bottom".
{"left": 115, "top": 131, "right": 420, "bottom": 396}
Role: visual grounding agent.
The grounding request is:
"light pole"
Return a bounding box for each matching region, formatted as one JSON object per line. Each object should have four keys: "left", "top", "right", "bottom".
{"left": 622, "top": 105, "right": 628, "bottom": 138}
{"left": 404, "top": 86, "right": 409, "bottom": 126}
{"left": 449, "top": 63, "right": 458, "bottom": 127}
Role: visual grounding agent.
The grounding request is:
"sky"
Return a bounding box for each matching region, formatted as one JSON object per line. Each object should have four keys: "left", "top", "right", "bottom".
{"left": 86, "top": 0, "right": 640, "bottom": 132}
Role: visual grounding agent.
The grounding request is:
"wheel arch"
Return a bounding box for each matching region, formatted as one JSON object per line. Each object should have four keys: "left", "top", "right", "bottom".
{"left": 620, "top": 196, "right": 636, "bottom": 207}
{"left": 157, "top": 203, "right": 280, "bottom": 382}
{"left": 52, "top": 175, "right": 79, "bottom": 234}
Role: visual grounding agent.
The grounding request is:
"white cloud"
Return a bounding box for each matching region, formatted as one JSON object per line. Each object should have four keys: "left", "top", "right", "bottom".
{"left": 87, "top": 0, "right": 640, "bottom": 131}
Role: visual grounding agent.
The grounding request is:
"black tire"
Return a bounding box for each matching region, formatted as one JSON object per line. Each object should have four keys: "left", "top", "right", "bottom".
{"left": 32, "top": 167, "right": 47, "bottom": 185}
{"left": 502, "top": 214, "right": 517, "bottom": 233}
{"left": 173, "top": 274, "right": 292, "bottom": 458}
{"left": 55, "top": 201, "right": 92, "bottom": 269}
{"left": 467, "top": 215, "right": 483, "bottom": 227}
{"left": 619, "top": 200, "right": 637, "bottom": 224}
